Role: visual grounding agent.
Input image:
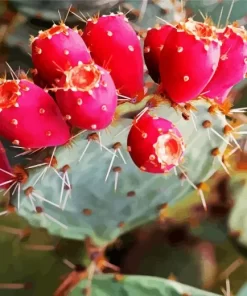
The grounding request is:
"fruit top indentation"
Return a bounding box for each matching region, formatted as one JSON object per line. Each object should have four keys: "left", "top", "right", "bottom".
{"left": 225, "top": 23, "right": 247, "bottom": 42}
{"left": 153, "top": 132, "right": 184, "bottom": 167}
{"left": 67, "top": 64, "right": 101, "bottom": 92}
{"left": 178, "top": 19, "right": 217, "bottom": 42}
{"left": 0, "top": 81, "right": 19, "bottom": 109}
{"left": 38, "top": 24, "right": 69, "bottom": 40}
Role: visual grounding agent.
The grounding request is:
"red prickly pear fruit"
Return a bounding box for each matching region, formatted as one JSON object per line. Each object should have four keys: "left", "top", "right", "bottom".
{"left": 31, "top": 23, "right": 92, "bottom": 86}
{"left": 202, "top": 24, "right": 247, "bottom": 104}
{"left": 0, "top": 141, "right": 12, "bottom": 189}
{"left": 127, "top": 111, "right": 185, "bottom": 174}
{"left": 0, "top": 79, "right": 70, "bottom": 149}
{"left": 82, "top": 13, "right": 144, "bottom": 102}
{"left": 159, "top": 19, "right": 221, "bottom": 103}
{"left": 144, "top": 24, "right": 173, "bottom": 83}
{"left": 55, "top": 62, "right": 117, "bottom": 130}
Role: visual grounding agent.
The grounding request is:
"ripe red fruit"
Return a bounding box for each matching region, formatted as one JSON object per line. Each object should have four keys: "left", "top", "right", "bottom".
{"left": 144, "top": 24, "right": 173, "bottom": 83}
{"left": 31, "top": 23, "right": 92, "bottom": 86}
{"left": 159, "top": 19, "right": 221, "bottom": 103}
{"left": 82, "top": 13, "right": 144, "bottom": 102}
{"left": 127, "top": 112, "right": 185, "bottom": 174}
{"left": 0, "top": 79, "right": 70, "bottom": 148}
{"left": 202, "top": 24, "right": 247, "bottom": 104}
{"left": 0, "top": 141, "right": 12, "bottom": 189}
{"left": 55, "top": 63, "right": 117, "bottom": 130}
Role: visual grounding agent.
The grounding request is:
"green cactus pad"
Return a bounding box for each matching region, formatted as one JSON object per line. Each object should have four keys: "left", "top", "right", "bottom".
{"left": 69, "top": 274, "right": 221, "bottom": 296}
{"left": 10, "top": 98, "right": 229, "bottom": 246}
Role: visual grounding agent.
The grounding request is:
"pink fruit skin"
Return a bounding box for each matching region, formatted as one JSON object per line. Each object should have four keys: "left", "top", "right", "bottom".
{"left": 144, "top": 25, "right": 173, "bottom": 83}
{"left": 55, "top": 65, "right": 117, "bottom": 130}
{"left": 127, "top": 112, "right": 184, "bottom": 174}
{"left": 32, "top": 26, "right": 92, "bottom": 86}
{"left": 82, "top": 13, "right": 144, "bottom": 101}
{"left": 202, "top": 26, "right": 247, "bottom": 104}
{"left": 159, "top": 25, "right": 221, "bottom": 103}
{"left": 0, "top": 141, "right": 12, "bottom": 189}
{"left": 0, "top": 80, "right": 70, "bottom": 148}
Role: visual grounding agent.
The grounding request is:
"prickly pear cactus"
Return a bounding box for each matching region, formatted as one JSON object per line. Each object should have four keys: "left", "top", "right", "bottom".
{"left": 0, "top": 7, "right": 247, "bottom": 296}
{"left": 8, "top": 97, "right": 228, "bottom": 246}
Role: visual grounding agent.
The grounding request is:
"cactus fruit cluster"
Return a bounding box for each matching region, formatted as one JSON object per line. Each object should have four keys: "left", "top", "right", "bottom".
{"left": 1, "top": 4, "right": 247, "bottom": 295}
